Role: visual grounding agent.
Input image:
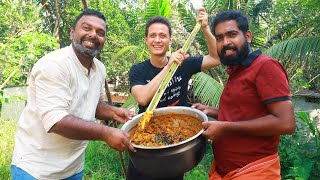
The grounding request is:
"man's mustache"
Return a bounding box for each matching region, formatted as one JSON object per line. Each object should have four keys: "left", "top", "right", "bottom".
{"left": 221, "top": 46, "right": 238, "bottom": 54}
{"left": 80, "top": 37, "right": 99, "bottom": 47}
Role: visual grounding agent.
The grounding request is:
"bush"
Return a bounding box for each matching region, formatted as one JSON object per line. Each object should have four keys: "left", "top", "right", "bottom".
{"left": 279, "top": 111, "right": 320, "bottom": 179}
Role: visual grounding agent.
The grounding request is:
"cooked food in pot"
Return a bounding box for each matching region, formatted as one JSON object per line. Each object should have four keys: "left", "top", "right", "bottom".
{"left": 130, "top": 113, "right": 202, "bottom": 147}
{"left": 137, "top": 110, "right": 154, "bottom": 130}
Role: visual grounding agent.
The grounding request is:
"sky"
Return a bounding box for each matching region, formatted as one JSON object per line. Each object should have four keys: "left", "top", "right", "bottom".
{"left": 190, "top": 0, "right": 203, "bottom": 9}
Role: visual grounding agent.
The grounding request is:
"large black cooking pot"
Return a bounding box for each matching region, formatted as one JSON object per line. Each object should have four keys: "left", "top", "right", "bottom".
{"left": 121, "top": 106, "right": 208, "bottom": 178}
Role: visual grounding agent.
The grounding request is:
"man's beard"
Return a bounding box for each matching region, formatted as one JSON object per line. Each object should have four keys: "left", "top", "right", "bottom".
{"left": 72, "top": 33, "right": 102, "bottom": 58}
{"left": 219, "top": 41, "right": 250, "bottom": 66}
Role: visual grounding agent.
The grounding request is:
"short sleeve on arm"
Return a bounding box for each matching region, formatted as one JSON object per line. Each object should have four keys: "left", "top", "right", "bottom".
{"left": 129, "top": 64, "right": 146, "bottom": 88}
{"left": 33, "top": 62, "right": 70, "bottom": 132}
{"left": 256, "top": 60, "right": 291, "bottom": 104}
{"left": 184, "top": 56, "right": 203, "bottom": 75}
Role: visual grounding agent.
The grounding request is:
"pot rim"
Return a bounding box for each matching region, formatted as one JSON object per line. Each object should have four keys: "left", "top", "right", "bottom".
{"left": 121, "top": 106, "right": 208, "bottom": 150}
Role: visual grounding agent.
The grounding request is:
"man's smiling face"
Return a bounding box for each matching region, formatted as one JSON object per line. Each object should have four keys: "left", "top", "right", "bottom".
{"left": 144, "top": 23, "right": 172, "bottom": 57}
{"left": 214, "top": 20, "right": 252, "bottom": 66}
{"left": 70, "top": 15, "right": 106, "bottom": 58}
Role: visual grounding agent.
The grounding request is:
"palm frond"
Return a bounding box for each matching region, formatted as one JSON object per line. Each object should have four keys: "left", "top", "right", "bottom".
{"left": 190, "top": 72, "right": 224, "bottom": 107}
{"left": 111, "top": 45, "right": 149, "bottom": 64}
{"left": 204, "top": 0, "right": 218, "bottom": 14}
{"left": 177, "top": 2, "right": 208, "bottom": 54}
{"left": 265, "top": 36, "right": 320, "bottom": 61}
{"left": 144, "top": 0, "right": 171, "bottom": 21}
{"left": 265, "top": 36, "right": 320, "bottom": 90}
{"left": 111, "top": 45, "right": 139, "bottom": 61}
{"left": 121, "top": 94, "right": 139, "bottom": 113}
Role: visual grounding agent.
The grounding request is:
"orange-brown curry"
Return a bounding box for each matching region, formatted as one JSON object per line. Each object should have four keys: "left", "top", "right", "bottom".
{"left": 130, "top": 113, "right": 202, "bottom": 147}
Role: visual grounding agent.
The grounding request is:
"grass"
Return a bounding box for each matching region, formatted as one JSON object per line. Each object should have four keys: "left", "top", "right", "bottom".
{"left": 0, "top": 119, "right": 16, "bottom": 179}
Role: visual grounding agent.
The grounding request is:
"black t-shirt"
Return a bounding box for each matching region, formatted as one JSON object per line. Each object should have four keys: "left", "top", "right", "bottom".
{"left": 129, "top": 56, "right": 203, "bottom": 113}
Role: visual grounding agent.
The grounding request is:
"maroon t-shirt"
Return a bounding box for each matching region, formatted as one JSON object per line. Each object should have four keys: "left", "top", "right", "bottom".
{"left": 213, "top": 50, "right": 291, "bottom": 176}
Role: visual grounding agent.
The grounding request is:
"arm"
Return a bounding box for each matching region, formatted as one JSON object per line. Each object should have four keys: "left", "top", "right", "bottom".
{"left": 202, "top": 100, "right": 295, "bottom": 140}
{"left": 131, "top": 49, "right": 188, "bottom": 106}
{"left": 192, "top": 103, "right": 218, "bottom": 119}
{"left": 36, "top": 59, "right": 135, "bottom": 152}
{"left": 131, "top": 64, "right": 170, "bottom": 106}
{"left": 49, "top": 114, "right": 135, "bottom": 152}
{"left": 197, "top": 7, "right": 220, "bottom": 71}
{"left": 95, "top": 101, "right": 135, "bottom": 124}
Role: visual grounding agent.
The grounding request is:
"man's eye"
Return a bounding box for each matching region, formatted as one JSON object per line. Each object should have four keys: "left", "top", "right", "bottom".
{"left": 97, "top": 31, "right": 105, "bottom": 36}
{"left": 230, "top": 33, "right": 237, "bottom": 37}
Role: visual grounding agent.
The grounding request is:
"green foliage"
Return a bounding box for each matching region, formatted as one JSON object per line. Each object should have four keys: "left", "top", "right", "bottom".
{"left": 0, "top": 1, "right": 59, "bottom": 88}
{"left": 279, "top": 111, "right": 320, "bottom": 179}
{"left": 265, "top": 36, "right": 320, "bottom": 91}
{"left": 272, "top": 0, "right": 320, "bottom": 40}
{"left": 296, "top": 111, "right": 320, "bottom": 146}
{"left": 144, "top": 0, "right": 172, "bottom": 20}
{"left": 189, "top": 72, "right": 224, "bottom": 107}
{"left": 89, "top": 0, "right": 136, "bottom": 90}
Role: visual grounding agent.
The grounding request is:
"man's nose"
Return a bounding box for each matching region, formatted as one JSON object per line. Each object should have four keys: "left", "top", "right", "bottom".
{"left": 223, "top": 37, "right": 231, "bottom": 46}
{"left": 155, "top": 36, "right": 161, "bottom": 42}
{"left": 88, "top": 30, "right": 97, "bottom": 38}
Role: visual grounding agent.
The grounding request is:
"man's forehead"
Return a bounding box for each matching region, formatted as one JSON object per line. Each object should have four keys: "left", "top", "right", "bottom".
{"left": 77, "top": 15, "right": 106, "bottom": 28}
{"left": 148, "top": 23, "right": 170, "bottom": 34}
{"left": 215, "top": 20, "right": 240, "bottom": 34}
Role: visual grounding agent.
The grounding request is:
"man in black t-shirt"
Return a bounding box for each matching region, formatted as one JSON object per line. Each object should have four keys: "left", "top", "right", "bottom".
{"left": 127, "top": 7, "right": 220, "bottom": 180}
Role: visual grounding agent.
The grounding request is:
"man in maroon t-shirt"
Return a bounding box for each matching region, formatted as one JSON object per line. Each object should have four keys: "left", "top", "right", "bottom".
{"left": 192, "top": 10, "right": 295, "bottom": 179}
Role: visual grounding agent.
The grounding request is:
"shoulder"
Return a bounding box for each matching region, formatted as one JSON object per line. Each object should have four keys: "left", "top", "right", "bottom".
{"left": 180, "top": 56, "right": 203, "bottom": 66}
{"left": 33, "top": 48, "right": 66, "bottom": 70}
{"left": 253, "top": 55, "right": 285, "bottom": 71}
{"left": 180, "top": 56, "right": 203, "bottom": 73}
{"left": 255, "top": 54, "right": 280, "bottom": 65}
{"left": 130, "top": 60, "right": 151, "bottom": 73}
{"left": 31, "top": 47, "right": 72, "bottom": 79}
{"left": 185, "top": 56, "right": 203, "bottom": 62}
{"left": 255, "top": 54, "right": 288, "bottom": 79}
{"left": 132, "top": 60, "right": 150, "bottom": 68}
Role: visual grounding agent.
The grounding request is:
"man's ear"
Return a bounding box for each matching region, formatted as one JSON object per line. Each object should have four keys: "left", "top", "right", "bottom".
{"left": 144, "top": 36, "right": 149, "bottom": 45}
{"left": 246, "top": 30, "right": 253, "bottom": 43}
{"left": 70, "top": 28, "right": 74, "bottom": 40}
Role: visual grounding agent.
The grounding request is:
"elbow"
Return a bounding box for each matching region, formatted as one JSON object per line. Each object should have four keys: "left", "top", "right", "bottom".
{"left": 136, "top": 99, "right": 149, "bottom": 106}
{"left": 287, "top": 123, "right": 296, "bottom": 135}
{"left": 283, "top": 118, "right": 296, "bottom": 135}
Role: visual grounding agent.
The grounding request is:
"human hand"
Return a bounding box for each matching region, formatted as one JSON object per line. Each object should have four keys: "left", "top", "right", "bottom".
{"left": 112, "top": 107, "right": 135, "bottom": 124}
{"left": 192, "top": 103, "right": 217, "bottom": 117}
{"left": 105, "top": 127, "right": 136, "bottom": 152}
{"left": 197, "top": 7, "right": 208, "bottom": 28}
{"left": 202, "top": 121, "right": 226, "bottom": 141}
{"left": 168, "top": 49, "right": 189, "bottom": 66}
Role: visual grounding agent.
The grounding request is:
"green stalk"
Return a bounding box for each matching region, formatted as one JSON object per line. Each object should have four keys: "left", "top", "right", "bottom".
{"left": 137, "top": 22, "right": 203, "bottom": 130}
